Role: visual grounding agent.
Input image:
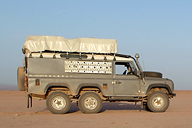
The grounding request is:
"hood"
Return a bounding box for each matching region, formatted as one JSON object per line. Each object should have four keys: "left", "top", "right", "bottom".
{"left": 143, "top": 71, "right": 163, "bottom": 78}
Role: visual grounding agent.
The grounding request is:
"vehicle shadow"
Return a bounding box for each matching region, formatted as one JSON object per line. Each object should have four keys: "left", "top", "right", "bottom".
{"left": 68, "top": 102, "right": 146, "bottom": 113}
{"left": 101, "top": 102, "right": 144, "bottom": 112}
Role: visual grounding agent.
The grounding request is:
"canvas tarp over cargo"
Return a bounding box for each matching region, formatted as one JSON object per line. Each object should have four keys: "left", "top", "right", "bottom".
{"left": 23, "top": 36, "right": 118, "bottom": 54}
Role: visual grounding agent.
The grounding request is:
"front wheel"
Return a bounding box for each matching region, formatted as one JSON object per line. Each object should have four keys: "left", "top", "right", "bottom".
{"left": 78, "top": 92, "right": 102, "bottom": 114}
{"left": 147, "top": 91, "right": 169, "bottom": 112}
{"left": 46, "top": 92, "right": 71, "bottom": 114}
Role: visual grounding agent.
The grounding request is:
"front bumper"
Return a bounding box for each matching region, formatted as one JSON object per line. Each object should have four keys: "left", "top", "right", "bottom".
{"left": 170, "top": 93, "right": 176, "bottom": 98}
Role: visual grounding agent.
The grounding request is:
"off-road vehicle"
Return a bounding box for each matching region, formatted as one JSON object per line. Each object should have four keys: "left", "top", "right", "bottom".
{"left": 17, "top": 36, "right": 176, "bottom": 114}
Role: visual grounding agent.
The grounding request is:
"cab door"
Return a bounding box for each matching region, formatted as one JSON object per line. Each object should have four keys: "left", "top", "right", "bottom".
{"left": 113, "top": 61, "right": 141, "bottom": 96}
{"left": 113, "top": 75, "right": 140, "bottom": 96}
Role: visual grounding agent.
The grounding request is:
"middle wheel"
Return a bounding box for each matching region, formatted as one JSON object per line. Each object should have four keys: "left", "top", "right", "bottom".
{"left": 78, "top": 92, "right": 103, "bottom": 114}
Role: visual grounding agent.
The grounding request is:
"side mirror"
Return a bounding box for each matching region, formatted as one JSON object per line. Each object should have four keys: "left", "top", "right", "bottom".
{"left": 22, "top": 48, "right": 26, "bottom": 54}
{"left": 135, "top": 53, "right": 140, "bottom": 59}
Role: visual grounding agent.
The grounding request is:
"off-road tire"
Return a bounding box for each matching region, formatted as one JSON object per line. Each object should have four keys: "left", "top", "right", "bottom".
{"left": 147, "top": 91, "right": 169, "bottom": 112}
{"left": 78, "top": 92, "right": 102, "bottom": 114}
{"left": 17, "top": 67, "right": 25, "bottom": 91}
{"left": 46, "top": 92, "right": 71, "bottom": 114}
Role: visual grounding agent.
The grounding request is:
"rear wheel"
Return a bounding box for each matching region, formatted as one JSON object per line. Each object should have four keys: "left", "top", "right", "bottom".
{"left": 78, "top": 92, "right": 102, "bottom": 114}
{"left": 46, "top": 92, "right": 71, "bottom": 114}
{"left": 147, "top": 91, "right": 169, "bottom": 112}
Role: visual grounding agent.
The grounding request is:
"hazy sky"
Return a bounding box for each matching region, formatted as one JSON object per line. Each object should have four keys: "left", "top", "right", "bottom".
{"left": 0, "top": 1, "right": 191, "bottom": 90}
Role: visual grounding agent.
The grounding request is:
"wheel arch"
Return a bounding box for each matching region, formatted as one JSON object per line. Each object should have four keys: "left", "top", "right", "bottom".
{"left": 146, "top": 84, "right": 172, "bottom": 95}
{"left": 44, "top": 83, "right": 73, "bottom": 95}
{"left": 76, "top": 83, "right": 103, "bottom": 95}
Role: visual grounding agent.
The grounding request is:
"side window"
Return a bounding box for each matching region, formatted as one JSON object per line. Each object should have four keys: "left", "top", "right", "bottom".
{"left": 115, "top": 64, "right": 126, "bottom": 75}
{"left": 115, "top": 62, "right": 136, "bottom": 75}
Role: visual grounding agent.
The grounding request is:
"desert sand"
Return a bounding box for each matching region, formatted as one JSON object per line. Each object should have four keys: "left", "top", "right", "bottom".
{"left": 0, "top": 90, "right": 192, "bottom": 128}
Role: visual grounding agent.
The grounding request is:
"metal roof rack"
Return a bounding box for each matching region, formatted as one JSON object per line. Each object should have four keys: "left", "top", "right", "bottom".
{"left": 26, "top": 50, "right": 133, "bottom": 61}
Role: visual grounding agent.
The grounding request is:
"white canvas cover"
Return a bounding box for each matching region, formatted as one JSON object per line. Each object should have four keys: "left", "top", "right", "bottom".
{"left": 23, "top": 36, "right": 118, "bottom": 54}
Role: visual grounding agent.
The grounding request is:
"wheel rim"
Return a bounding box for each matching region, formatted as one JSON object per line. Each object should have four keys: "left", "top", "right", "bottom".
{"left": 152, "top": 96, "right": 164, "bottom": 108}
{"left": 84, "top": 97, "right": 98, "bottom": 110}
{"left": 51, "top": 96, "right": 66, "bottom": 110}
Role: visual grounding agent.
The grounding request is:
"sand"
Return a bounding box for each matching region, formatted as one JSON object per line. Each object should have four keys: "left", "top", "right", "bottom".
{"left": 0, "top": 90, "right": 192, "bottom": 128}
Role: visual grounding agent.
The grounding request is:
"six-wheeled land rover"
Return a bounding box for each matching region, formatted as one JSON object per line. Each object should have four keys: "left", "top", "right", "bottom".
{"left": 17, "top": 36, "right": 176, "bottom": 114}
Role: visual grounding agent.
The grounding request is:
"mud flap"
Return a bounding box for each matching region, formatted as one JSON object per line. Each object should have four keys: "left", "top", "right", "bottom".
{"left": 27, "top": 94, "right": 32, "bottom": 108}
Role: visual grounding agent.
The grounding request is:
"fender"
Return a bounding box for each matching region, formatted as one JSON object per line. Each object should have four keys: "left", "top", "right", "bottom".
{"left": 44, "top": 83, "right": 73, "bottom": 94}
{"left": 76, "top": 83, "right": 103, "bottom": 95}
{"left": 146, "top": 84, "right": 172, "bottom": 95}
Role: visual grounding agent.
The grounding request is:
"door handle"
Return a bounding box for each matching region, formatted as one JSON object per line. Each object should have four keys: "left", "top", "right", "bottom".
{"left": 112, "top": 81, "right": 122, "bottom": 84}
{"left": 116, "top": 81, "right": 122, "bottom": 84}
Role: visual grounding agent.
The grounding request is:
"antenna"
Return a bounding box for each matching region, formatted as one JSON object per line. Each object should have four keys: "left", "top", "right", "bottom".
{"left": 141, "top": 53, "right": 145, "bottom": 71}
